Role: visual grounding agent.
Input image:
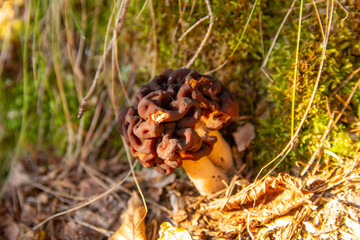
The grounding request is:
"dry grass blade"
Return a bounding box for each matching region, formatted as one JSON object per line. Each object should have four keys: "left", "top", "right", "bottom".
{"left": 73, "top": 218, "right": 113, "bottom": 237}
{"left": 301, "top": 116, "right": 334, "bottom": 175}
{"left": 331, "top": 66, "right": 360, "bottom": 97}
{"left": 260, "top": 0, "right": 296, "bottom": 81}
{"left": 206, "top": 0, "right": 259, "bottom": 74}
{"left": 332, "top": 77, "right": 360, "bottom": 128}
{"left": 185, "top": 0, "right": 213, "bottom": 68}
{"left": 32, "top": 165, "right": 134, "bottom": 231}
{"left": 312, "top": 0, "right": 325, "bottom": 42}
{"left": 291, "top": 0, "right": 304, "bottom": 138}
{"left": 149, "top": 0, "right": 157, "bottom": 78}
{"left": 178, "top": 15, "right": 209, "bottom": 42}
{"left": 77, "top": 0, "right": 130, "bottom": 119}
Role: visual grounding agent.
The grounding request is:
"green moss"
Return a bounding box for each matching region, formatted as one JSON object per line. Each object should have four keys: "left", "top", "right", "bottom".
{"left": 252, "top": 2, "right": 359, "bottom": 174}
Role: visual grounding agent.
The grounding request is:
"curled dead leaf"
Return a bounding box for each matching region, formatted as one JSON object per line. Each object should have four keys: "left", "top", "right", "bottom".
{"left": 206, "top": 173, "right": 312, "bottom": 211}
{"left": 110, "top": 191, "right": 146, "bottom": 240}
{"left": 180, "top": 173, "right": 314, "bottom": 237}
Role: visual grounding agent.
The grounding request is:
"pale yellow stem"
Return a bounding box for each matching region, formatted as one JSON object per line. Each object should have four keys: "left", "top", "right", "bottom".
{"left": 182, "top": 156, "right": 227, "bottom": 195}
{"left": 208, "top": 130, "right": 233, "bottom": 172}
{"left": 184, "top": 124, "right": 234, "bottom": 195}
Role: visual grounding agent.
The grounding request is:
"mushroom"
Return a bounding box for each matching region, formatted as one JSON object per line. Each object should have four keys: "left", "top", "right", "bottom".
{"left": 118, "top": 69, "right": 239, "bottom": 195}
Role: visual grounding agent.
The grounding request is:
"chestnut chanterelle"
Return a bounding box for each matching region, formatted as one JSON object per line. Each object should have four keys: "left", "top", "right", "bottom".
{"left": 118, "top": 68, "right": 239, "bottom": 195}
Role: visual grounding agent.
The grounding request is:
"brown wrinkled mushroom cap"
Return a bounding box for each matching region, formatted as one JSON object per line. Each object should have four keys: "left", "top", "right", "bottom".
{"left": 118, "top": 68, "right": 239, "bottom": 175}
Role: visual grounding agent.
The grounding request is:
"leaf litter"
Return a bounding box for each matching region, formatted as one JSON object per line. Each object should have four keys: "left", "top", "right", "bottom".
{"left": 1, "top": 136, "right": 360, "bottom": 240}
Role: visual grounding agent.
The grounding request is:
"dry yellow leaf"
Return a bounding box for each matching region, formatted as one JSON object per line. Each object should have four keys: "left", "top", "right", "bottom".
{"left": 110, "top": 191, "right": 146, "bottom": 240}
{"left": 158, "top": 222, "right": 192, "bottom": 240}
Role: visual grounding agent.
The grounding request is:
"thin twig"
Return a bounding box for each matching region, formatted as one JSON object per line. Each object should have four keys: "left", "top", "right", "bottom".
{"left": 187, "top": 0, "right": 197, "bottom": 23}
{"left": 81, "top": 162, "right": 124, "bottom": 204}
{"left": 230, "top": 0, "right": 259, "bottom": 58}
{"left": 301, "top": 116, "right": 334, "bottom": 175}
{"left": 177, "top": 0, "right": 186, "bottom": 34}
{"left": 72, "top": 218, "right": 112, "bottom": 237}
{"left": 247, "top": 212, "right": 255, "bottom": 240}
{"left": 336, "top": 0, "right": 349, "bottom": 27}
{"left": 94, "top": 119, "right": 117, "bottom": 150}
{"left": 170, "top": 1, "right": 188, "bottom": 63}
{"left": 260, "top": 0, "right": 296, "bottom": 75}
{"left": 87, "top": 110, "right": 113, "bottom": 155}
{"left": 291, "top": 0, "right": 304, "bottom": 138}
{"left": 258, "top": 12, "right": 265, "bottom": 60}
{"left": 16, "top": 0, "right": 31, "bottom": 164}
{"left": 63, "top": 0, "right": 85, "bottom": 91}
{"left": 111, "top": 25, "right": 120, "bottom": 118}
{"left": 332, "top": 77, "right": 360, "bottom": 128}
{"left": 205, "top": 60, "right": 228, "bottom": 75}
{"left": 334, "top": 94, "right": 352, "bottom": 111}
{"left": 52, "top": 1, "right": 75, "bottom": 163}
{"left": 74, "top": 0, "right": 87, "bottom": 73}
{"left": 77, "top": 0, "right": 130, "bottom": 119}
{"left": 206, "top": 0, "right": 259, "bottom": 74}
{"left": 331, "top": 66, "right": 360, "bottom": 97}
{"left": 178, "top": 15, "right": 209, "bottom": 42}
{"left": 32, "top": 165, "right": 135, "bottom": 230}
{"left": 312, "top": 0, "right": 325, "bottom": 42}
{"left": 325, "top": 96, "right": 334, "bottom": 122}
{"left": 185, "top": 0, "right": 213, "bottom": 68}
{"left": 31, "top": 182, "right": 86, "bottom": 201}
{"left": 278, "top": 0, "right": 325, "bottom": 12}
{"left": 85, "top": 0, "right": 103, "bottom": 77}
{"left": 81, "top": 91, "right": 106, "bottom": 160}
{"left": 149, "top": 0, "right": 158, "bottom": 78}
{"left": 115, "top": 56, "right": 131, "bottom": 105}
{"left": 81, "top": 161, "right": 131, "bottom": 195}
{"left": 136, "top": 0, "right": 148, "bottom": 18}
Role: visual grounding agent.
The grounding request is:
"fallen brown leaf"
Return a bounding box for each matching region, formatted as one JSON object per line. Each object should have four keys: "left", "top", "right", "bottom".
{"left": 206, "top": 173, "right": 311, "bottom": 211}
{"left": 110, "top": 191, "right": 146, "bottom": 240}
{"left": 232, "top": 123, "right": 255, "bottom": 152}
{"left": 179, "top": 173, "right": 314, "bottom": 238}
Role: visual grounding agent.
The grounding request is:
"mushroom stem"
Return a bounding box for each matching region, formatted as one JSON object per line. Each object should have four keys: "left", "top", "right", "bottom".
{"left": 207, "top": 130, "right": 233, "bottom": 172}
{"left": 182, "top": 156, "right": 228, "bottom": 196}
{"left": 182, "top": 130, "right": 234, "bottom": 195}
